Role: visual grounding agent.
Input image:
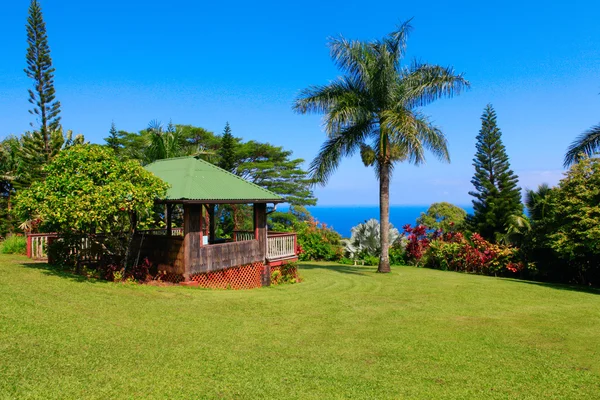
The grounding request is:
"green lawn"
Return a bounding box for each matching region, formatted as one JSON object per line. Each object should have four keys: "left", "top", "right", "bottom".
{"left": 0, "top": 255, "right": 599, "bottom": 399}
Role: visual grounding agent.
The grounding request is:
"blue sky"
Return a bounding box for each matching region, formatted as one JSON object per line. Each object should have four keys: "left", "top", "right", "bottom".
{"left": 1, "top": 0, "right": 598, "bottom": 205}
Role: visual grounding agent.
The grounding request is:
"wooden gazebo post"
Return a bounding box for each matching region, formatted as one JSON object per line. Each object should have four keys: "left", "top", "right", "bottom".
{"left": 183, "top": 203, "right": 203, "bottom": 282}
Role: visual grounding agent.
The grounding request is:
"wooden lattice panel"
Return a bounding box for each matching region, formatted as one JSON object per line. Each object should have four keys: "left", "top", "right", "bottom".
{"left": 151, "top": 272, "right": 184, "bottom": 283}
{"left": 189, "top": 262, "right": 265, "bottom": 289}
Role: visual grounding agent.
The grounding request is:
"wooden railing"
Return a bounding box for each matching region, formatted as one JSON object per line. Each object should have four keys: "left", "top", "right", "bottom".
{"left": 27, "top": 233, "right": 105, "bottom": 263}
{"left": 266, "top": 232, "right": 297, "bottom": 261}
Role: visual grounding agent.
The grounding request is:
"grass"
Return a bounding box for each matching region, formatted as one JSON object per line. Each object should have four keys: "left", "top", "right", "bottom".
{"left": 1, "top": 255, "right": 599, "bottom": 399}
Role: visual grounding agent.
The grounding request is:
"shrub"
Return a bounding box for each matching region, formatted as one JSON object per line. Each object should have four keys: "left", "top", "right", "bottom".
{"left": 425, "top": 231, "right": 523, "bottom": 276}
{"left": 389, "top": 243, "right": 407, "bottom": 265}
{"left": 295, "top": 218, "right": 342, "bottom": 262}
{"left": 271, "top": 262, "right": 300, "bottom": 285}
{"left": 0, "top": 235, "right": 27, "bottom": 255}
{"left": 403, "top": 224, "right": 430, "bottom": 265}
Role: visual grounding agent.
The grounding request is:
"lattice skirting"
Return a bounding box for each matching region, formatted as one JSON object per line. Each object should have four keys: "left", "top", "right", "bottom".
{"left": 151, "top": 272, "right": 184, "bottom": 284}
{"left": 188, "top": 262, "right": 266, "bottom": 289}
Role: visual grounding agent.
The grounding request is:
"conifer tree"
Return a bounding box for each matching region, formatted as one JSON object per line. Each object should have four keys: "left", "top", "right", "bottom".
{"left": 469, "top": 104, "right": 522, "bottom": 242}
{"left": 105, "top": 122, "right": 122, "bottom": 153}
{"left": 25, "top": 0, "right": 61, "bottom": 145}
{"left": 218, "top": 122, "right": 236, "bottom": 172}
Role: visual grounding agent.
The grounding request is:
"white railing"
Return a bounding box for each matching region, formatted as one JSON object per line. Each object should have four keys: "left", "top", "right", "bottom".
{"left": 137, "top": 228, "right": 183, "bottom": 236}
{"left": 267, "top": 233, "right": 296, "bottom": 261}
{"left": 27, "top": 233, "right": 57, "bottom": 259}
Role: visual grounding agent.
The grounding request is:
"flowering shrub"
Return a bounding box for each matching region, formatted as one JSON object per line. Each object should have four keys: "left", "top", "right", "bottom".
{"left": 403, "top": 224, "right": 430, "bottom": 265}
{"left": 426, "top": 231, "right": 523, "bottom": 276}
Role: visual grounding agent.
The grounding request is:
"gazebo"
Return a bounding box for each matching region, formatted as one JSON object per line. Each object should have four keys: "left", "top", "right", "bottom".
{"left": 134, "top": 156, "right": 298, "bottom": 288}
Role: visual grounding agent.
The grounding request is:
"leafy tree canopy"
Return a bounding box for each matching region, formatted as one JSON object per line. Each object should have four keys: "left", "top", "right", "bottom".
{"left": 14, "top": 145, "right": 168, "bottom": 234}
{"left": 104, "top": 123, "right": 316, "bottom": 207}
{"left": 544, "top": 156, "right": 600, "bottom": 284}
{"left": 417, "top": 202, "right": 467, "bottom": 232}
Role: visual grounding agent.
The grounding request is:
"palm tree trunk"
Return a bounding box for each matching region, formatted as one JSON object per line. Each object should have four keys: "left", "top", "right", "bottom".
{"left": 378, "top": 161, "right": 391, "bottom": 273}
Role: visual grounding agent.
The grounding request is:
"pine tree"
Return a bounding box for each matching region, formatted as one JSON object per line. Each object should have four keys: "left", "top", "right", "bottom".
{"left": 469, "top": 104, "right": 523, "bottom": 242}
{"left": 25, "top": 0, "right": 61, "bottom": 145}
{"left": 218, "top": 122, "right": 236, "bottom": 172}
{"left": 105, "top": 122, "right": 122, "bottom": 153}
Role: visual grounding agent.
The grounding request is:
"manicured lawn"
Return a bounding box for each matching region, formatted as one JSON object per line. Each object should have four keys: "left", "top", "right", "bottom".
{"left": 0, "top": 255, "right": 599, "bottom": 399}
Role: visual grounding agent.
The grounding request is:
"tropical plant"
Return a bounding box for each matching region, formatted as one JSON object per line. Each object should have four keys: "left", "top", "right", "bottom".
{"left": 564, "top": 123, "right": 600, "bottom": 167}
{"left": 525, "top": 183, "right": 553, "bottom": 222}
{"left": 416, "top": 202, "right": 466, "bottom": 232}
{"left": 344, "top": 219, "right": 401, "bottom": 260}
{"left": 293, "top": 20, "right": 469, "bottom": 272}
{"left": 144, "top": 120, "right": 185, "bottom": 163}
{"left": 469, "top": 104, "right": 522, "bottom": 242}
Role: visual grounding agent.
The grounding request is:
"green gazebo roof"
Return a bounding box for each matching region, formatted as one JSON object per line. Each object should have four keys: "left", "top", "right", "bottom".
{"left": 145, "top": 156, "right": 283, "bottom": 204}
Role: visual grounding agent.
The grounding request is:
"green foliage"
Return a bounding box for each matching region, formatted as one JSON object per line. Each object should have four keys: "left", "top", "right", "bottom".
{"left": 19, "top": 127, "right": 86, "bottom": 186}
{"left": 145, "top": 120, "right": 186, "bottom": 163}
{"left": 416, "top": 202, "right": 466, "bottom": 232}
{"left": 270, "top": 262, "right": 299, "bottom": 285}
{"left": 0, "top": 235, "right": 27, "bottom": 255}
{"left": 235, "top": 140, "right": 316, "bottom": 207}
{"left": 25, "top": 0, "right": 61, "bottom": 136}
{"left": 0, "top": 137, "right": 22, "bottom": 235}
{"left": 104, "top": 121, "right": 124, "bottom": 155}
{"left": 469, "top": 104, "right": 523, "bottom": 242}
{"left": 389, "top": 244, "right": 406, "bottom": 266}
{"left": 344, "top": 218, "right": 401, "bottom": 260}
{"left": 14, "top": 145, "right": 168, "bottom": 234}
{"left": 218, "top": 122, "right": 236, "bottom": 172}
{"left": 105, "top": 123, "right": 316, "bottom": 207}
{"left": 294, "top": 19, "right": 469, "bottom": 272}
{"left": 296, "top": 218, "right": 342, "bottom": 262}
{"left": 538, "top": 156, "right": 600, "bottom": 285}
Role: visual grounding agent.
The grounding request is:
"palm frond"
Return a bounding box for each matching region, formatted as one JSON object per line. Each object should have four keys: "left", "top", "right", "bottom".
{"left": 309, "top": 120, "right": 373, "bottom": 184}
{"left": 293, "top": 77, "right": 361, "bottom": 115}
{"left": 382, "top": 19, "right": 413, "bottom": 66}
{"left": 564, "top": 123, "right": 600, "bottom": 167}
{"left": 400, "top": 62, "right": 470, "bottom": 108}
{"left": 328, "top": 35, "right": 373, "bottom": 84}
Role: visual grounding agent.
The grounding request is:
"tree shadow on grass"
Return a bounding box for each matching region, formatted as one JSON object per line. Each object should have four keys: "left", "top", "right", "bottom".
{"left": 506, "top": 278, "right": 600, "bottom": 296}
{"left": 18, "top": 261, "right": 110, "bottom": 285}
{"left": 299, "top": 263, "right": 375, "bottom": 276}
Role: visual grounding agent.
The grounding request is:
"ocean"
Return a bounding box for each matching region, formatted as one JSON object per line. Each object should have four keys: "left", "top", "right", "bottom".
{"left": 279, "top": 205, "right": 473, "bottom": 238}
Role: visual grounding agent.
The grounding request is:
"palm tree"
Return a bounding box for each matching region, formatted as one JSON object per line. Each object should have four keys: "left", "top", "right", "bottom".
{"left": 525, "top": 183, "right": 553, "bottom": 222}
{"left": 293, "top": 20, "right": 469, "bottom": 272}
{"left": 145, "top": 120, "right": 185, "bottom": 163}
{"left": 564, "top": 123, "right": 600, "bottom": 167}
